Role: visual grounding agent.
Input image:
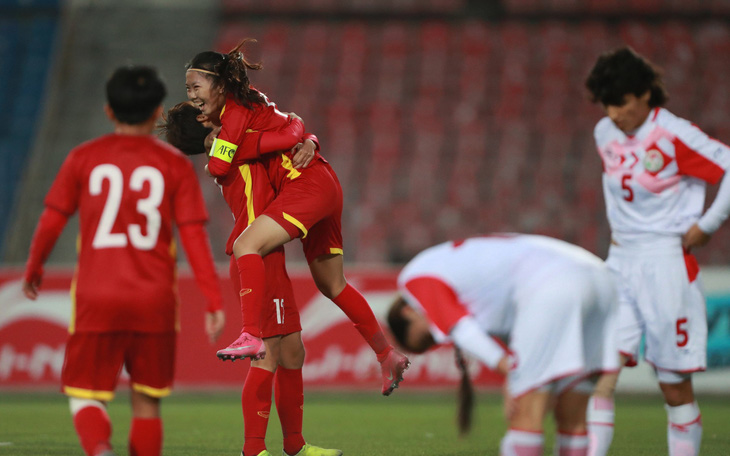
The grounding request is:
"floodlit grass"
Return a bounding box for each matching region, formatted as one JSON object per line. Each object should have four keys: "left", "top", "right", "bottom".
{"left": 1, "top": 390, "right": 729, "bottom": 455}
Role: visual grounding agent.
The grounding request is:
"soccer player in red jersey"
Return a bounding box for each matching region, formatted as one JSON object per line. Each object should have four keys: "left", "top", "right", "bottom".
{"left": 22, "top": 66, "right": 225, "bottom": 456}
{"left": 162, "top": 102, "right": 341, "bottom": 456}
{"left": 184, "top": 39, "right": 409, "bottom": 396}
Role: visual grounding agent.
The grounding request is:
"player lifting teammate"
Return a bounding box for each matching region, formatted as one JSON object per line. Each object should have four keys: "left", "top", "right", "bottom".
{"left": 183, "top": 39, "right": 409, "bottom": 396}
{"left": 162, "top": 102, "right": 341, "bottom": 456}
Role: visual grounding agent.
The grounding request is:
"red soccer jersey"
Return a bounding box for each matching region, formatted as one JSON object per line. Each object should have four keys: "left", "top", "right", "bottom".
{"left": 44, "top": 134, "right": 209, "bottom": 333}
{"left": 216, "top": 159, "right": 277, "bottom": 255}
{"left": 218, "top": 92, "right": 291, "bottom": 150}
{"left": 213, "top": 91, "right": 325, "bottom": 178}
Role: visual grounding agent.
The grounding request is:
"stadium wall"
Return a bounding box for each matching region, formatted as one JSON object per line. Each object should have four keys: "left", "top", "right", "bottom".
{"left": 1, "top": 266, "right": 729, "bottom": 393}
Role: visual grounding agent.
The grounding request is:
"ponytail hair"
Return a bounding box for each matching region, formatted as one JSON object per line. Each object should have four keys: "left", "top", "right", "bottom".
{"left": 186, "top": 38, "right": 265, "bottom": 110}
{"left": 454, "top": 347, "right": 474, "bottom": 436}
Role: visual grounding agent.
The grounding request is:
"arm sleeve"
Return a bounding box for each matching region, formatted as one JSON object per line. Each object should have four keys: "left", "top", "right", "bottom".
{"left": 24, "top": 207, "right": 69, "bottom": 282}
{"left": 177, "top": 222, "right": 224, "bottom": 313}
{"left": 672, "top": 118, "right": 730, "bottom": 184}
{"left": 450, "top": 316, "right": 507, "bottom": 370}
{"left": 698, "top": 171, "right": 730, "bottom": 233}
{"left": 209, "top": 118, "right": 306, "bottom": 174}
{"left": 257, "top": 117, "right": 304, "bottom": 155}
{"left": 234, "top": 117, "right": 306, "bottom": 160}
{"left": 403, "top": 276, "right": 470, "bottom": 335}
{"left": 173, "top": 158, "right": 209, "bottom": 225}
{"left": 44, "top": 152, "right": 81, "bottom": 216}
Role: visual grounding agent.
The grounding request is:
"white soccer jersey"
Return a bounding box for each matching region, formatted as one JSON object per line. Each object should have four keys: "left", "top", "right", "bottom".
{"left": 398, "top": 235, "right": 618, "bottom": 396}
{"left": 594, "top": 107, "right": 730, "bottom": 245}
{"left": 398, "top": 235, "right": 606, "bottom": 337}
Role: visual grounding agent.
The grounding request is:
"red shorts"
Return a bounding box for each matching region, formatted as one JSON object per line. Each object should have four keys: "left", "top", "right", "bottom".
{"left": 228, "top": 250, "right": 301, "bottom": 338}
{"left": 61, "top": 331, "right": 176, "bottom": 401}
{"left": 264, "top": 161, "right": 344, "bottom": 264}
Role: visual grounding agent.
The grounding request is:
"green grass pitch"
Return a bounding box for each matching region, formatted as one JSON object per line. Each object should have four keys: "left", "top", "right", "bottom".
{"left": 2, "top": 391, "right": 729, "bottom": 455}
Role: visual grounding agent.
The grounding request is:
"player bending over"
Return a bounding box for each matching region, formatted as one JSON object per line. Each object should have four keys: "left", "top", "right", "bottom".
{"left": 387, "top": 235, "right": 619, "bottom": 456}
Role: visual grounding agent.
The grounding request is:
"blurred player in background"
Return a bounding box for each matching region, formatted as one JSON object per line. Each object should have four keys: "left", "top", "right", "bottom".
{"left": 387, "top": 235, "right": 619, "bottom": 456}
{"left": 22, "top": 66, "right": 225, "bottom": 456}
{"left": 585, "top": 46, "right": 730, "bottom": 456}
{"left": 184, "top": 39, "right": 409, "bottom": 396}
{"left": 161, "top": 101, "right": 341, "bottom": 456}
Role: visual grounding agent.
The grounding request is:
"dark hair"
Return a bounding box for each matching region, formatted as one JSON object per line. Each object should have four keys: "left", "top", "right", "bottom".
{"left": 186, "top": 38, "right": 265, "bottom": 110}
{"left": 387, "top": 297, "right": 436, "bottom": 353}
{"left": 454, "top": 348, "right": 474, "bottom": 437}
{"left": 158, "top": 102, "right": 212, "bottom": 156}
{"left": 387, "top": 297, "right": 412, "bottom": 351}
{"left": 106, "top": 65, "right": 167, "bottom": 124}
{"left": 585, "top": 46, "right": 668, "bottom": 108}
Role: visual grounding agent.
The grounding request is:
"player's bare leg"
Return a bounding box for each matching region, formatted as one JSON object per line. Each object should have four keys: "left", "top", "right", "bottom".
{"left": 129, "top": 391, "right": 162, "bottom": 456}
{"left": 660, "top": 376, "right": 702, "bottom": 456}
{"left": 555, "top": 388, "right": 591, "bottom": 455}
{"left": 501, "top": 389, "right": 550, "bottom": 456}
{"left": 309, "top": 253, "right": 409, "bottom": 395}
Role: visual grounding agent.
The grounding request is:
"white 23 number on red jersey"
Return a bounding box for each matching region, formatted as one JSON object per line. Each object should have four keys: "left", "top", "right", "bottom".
{"left": 90, "top": 164, "right": 164, "bottom": 250}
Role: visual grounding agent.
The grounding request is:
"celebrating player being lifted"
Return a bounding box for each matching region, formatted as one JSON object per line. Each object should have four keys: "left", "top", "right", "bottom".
{"left": 23, "top": 66, "right": 225, "bottom": 456}
{"left": 387, "top": 235, "right": 619, "bottom": 456}
{"left": 585, "top": 46, "right": 730, "bottom": 456}
{"left": 183, "top": 39, "right": 409, "bottom": 396}
{"left": 162, "top": 101, "right": 341, "bottom": 456}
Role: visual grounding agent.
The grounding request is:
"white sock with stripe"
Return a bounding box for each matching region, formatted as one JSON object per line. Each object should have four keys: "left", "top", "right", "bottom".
{"left": 556, "top": 432, "right": 588, "bottom": 456}
{"left": 500, "top": 429, "right": 543, "bottom": 456}
{"left": 586, "top": 396, "right": 614, "bottom": 456}
{"left": 666, "top": 401, "right": 702, "bottom": 456}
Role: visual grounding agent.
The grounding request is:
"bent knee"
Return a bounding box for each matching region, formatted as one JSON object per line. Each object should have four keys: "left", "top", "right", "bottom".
{"left": 232, "top": 235, "right": 264, "bottom": 257}
{"left": 314, "top": 278, "right": 347, "bottom": 300}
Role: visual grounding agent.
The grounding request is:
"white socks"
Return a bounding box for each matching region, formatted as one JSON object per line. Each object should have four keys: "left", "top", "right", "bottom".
{"left": 556, "top": 432, "right": 589, "bottom": 456}
{"left": 500, "top": 429, "right": 544, "bottom": 456}
{"left": 666, "top": 401, "right": 702, "bottom": 456}
{"left": 586, "top": 396, "right": 614, "bottom": 456}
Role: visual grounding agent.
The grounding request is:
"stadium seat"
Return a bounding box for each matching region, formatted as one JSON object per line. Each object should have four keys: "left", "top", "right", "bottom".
{"left": 209, "top": 17, "right": 730, "bottom": 264}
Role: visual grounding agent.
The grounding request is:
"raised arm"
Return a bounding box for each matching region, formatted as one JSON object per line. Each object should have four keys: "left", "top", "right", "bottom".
{"left": 207, "top": 116, "right": 305, "bottom": 177}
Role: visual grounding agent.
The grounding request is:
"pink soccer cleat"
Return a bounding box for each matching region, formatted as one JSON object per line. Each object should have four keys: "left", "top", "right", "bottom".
{"left": 380, "top": 349, "right": 410, "bottom": 396}
{"left": 216, "top": 331, "right": 266, "bottom": 361}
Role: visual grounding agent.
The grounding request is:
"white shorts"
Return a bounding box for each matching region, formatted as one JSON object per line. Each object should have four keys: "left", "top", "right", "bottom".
{"left": 508, "top": 263, "right": 619, "bottom": 397}
{"left": 607, "top": 243, "right": 707, "bottom": 373}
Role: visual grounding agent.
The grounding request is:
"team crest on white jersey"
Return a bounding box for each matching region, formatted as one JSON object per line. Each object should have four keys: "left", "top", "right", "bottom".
{"left": 643, "top": 148, "right": 665, "bottom": 173}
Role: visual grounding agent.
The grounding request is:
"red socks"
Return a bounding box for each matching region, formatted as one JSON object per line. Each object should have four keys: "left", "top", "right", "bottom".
{"left": 73, "top": 405, "right": 112, "bottom": 456}
{"left": 242, "top": 367, "right": 274, "bottom": 456}
{"left": 129, "top": 417, "right": 162, "bottom": 456}
{"left": 332, "top": 284, "right": 391, "bottom": 361}
{"left": 275, "top": 366, "right": 306, "bottom": 456}
{"left": 237, "top": 254, "right": 266, "bottom": 336}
